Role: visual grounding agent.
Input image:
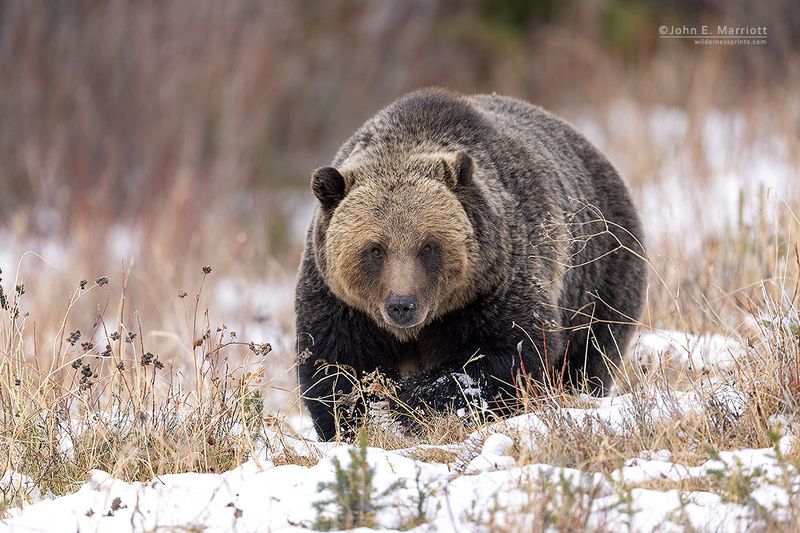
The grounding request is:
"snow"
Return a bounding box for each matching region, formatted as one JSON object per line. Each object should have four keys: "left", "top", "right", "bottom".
{"left": 7, "top": 433, "right": 780, "bottom": 532}
{"left": 3, "top": 330, "right": 798, "bottom": 532}
{"left": 0, "top": 472, "right": 40, "bottom": 505}
{"left": 449, "top": 372, "right": 489, "bottom": 416}
{"left": 464, "top": 433, "right": 516, "bottom": 474}
{"left": 573, "top": 102, "right": 798, "bottom": 252}
{"left": 630, "top": 329, "right": 745, "bottom": 373}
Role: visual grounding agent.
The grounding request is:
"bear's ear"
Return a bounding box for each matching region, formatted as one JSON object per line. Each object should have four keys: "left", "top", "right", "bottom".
{"left": 311, "top": 166, "right": 346, "bottom": 209}
{"left": 441, "top": 152, "right": 474, "bottom": 191}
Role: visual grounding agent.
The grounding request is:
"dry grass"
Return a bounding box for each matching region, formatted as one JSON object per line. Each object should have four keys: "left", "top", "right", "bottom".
{"left": 505, "top": 191, "right": 800, "bottom": 474}
{"left": 271, "top": 447, "right": 322, "bottom": 468}
{"left": 467, "top": 467, "right": 612, "bottom": 533}
{"left": 0, "top": 266, "right": 280, "bottom": 508}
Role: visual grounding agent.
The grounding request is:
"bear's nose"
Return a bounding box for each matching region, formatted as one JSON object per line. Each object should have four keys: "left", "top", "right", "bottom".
{"left": 385, "top": 294, "right": 418, "bottom": 327}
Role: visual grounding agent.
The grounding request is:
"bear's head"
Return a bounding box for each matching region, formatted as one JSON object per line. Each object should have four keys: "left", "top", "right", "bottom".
{"left": 311, "top": 150, "right": 479, "bottom": 340}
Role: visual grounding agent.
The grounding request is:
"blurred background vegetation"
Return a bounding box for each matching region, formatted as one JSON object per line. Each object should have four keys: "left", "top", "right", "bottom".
{"left": 0, "top": 0, "right": 797, "bottom": 266}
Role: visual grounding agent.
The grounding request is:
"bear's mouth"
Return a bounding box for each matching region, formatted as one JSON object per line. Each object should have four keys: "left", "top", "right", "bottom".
{"left": 384, "top": 313, "right": 427, "bottom": 330}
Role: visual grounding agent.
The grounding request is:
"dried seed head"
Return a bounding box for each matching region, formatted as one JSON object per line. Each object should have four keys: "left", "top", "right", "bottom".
{"left": 249, "top": 342, "right": 273, "bottom": 356}
{"left": 125, "top": 332, "right": 137, "bottom": 343}
{"left": 79, "top": 280, "right": 88, "bottom": 290}
{"left": 178, "top": 290, "right": 187, "bottom": 299}
{"left": 110, "top": 331, "right": 120, "bottom": 341}
{"left": 298, "top": 348, "right": 314, "bottom": 365}
{"left": 202, "top": 266, "right": 212, "bottom": 275}
{"left": 96, "top": 276, "right": 109, "bottom": 286}
{"left": 67, "top": 330, "right": 81, "bottom": 345}
{"left": 71, "top": 358, "right": 83, "bottom": 369}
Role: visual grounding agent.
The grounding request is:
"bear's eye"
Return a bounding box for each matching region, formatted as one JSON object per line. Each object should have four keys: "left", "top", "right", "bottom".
{"left": 420, "top": 244, "right": 433, "bottom": 256}
{"left": 361, "top": 244, "right": 385, "bottom": 276}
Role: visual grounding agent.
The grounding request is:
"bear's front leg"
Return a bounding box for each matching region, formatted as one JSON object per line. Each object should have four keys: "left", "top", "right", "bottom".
{"left": 298, "top": 350, "right": 363, "bottom": 441}
{"left": 387, "top": 326, "right": 563, "bottom": 430}
{"left": 296, "top": 268, "right": 403, "bottom": 441}
{"left": 391, "top": 364, "right": 494, "bottom": 428}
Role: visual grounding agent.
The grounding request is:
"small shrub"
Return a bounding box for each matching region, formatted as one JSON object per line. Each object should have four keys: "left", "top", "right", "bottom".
{"left": 313, "top": 428, "right": 404, "bottom": 530}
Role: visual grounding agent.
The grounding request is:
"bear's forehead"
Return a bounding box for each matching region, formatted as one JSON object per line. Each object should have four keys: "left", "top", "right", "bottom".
{"left": 347, "top": 178, "right": 449, "bottom": 216}
{"left": 341, "top": 145, "right": 449, "bottom": 189}
{"left": 329, "top": 180, "right": 466, "bottom": 247}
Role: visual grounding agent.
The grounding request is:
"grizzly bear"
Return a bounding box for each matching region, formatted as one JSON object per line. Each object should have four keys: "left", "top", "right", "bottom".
{"left": 296, "top": 88, "right": 647, "bottom": 441}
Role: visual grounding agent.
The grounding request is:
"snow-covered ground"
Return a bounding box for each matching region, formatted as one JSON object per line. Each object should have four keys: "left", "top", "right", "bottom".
{"left": 4, "top": 329, "right": 796, "bottom": 532}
